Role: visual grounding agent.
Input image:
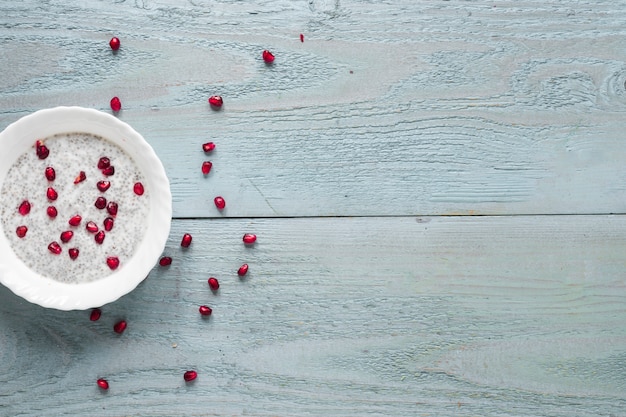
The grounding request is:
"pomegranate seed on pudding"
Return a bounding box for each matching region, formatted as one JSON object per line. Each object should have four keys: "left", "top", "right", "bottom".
{"left": 101, "top": 166, "right": 115, "bottom": 176}
{"left": 133, "top": 182, "right": 144, "bottom": 195}
{"left": 68, "top": 248, "right": 80, "bottom": 260}
{"left": 48, "top": 241, "right": 62, "bottom": 255}
{"left": 208, "top": 277, "right": 219, "bottom": 291}
{"left": 86, "top": 221, "right": 99, "bottom": 233}
{"left": 214, "top": 196, "right": 226, "bottom": 210}
{"left": 74, "top": 170, "right": 86, "bottom": 184}
{"left": 95, "top": 197, "right": 107, "bottom": 209}
{"left": 109, "top": 36, "right": 120, "bottom": 51}
{"left": 159, "top": 256, "right": 172, "bottom": 266}
{"left": 106, "top": 201, "right": 118, "bottom": 216}
{"left": 262, "top": 50, "right": 275, "bottom": 63}
{"left": 202, "top": 142, "right": 215, "bottom": 153}
{"left": 68, "top": 215, "right": 82, "bottom": 226}
{"left": 97, "top": 181, "right": 111, "bottom": 192}
{"left": 46, "top": 187, "right": 58, "bottom": 201}
{"left": 110, "top": 96, "right": 122, "bottom": 112}
{"left": 36, "top": 140, "right": 49, "bottom": 160}
{"left": 103, "top": 217, "right": 114, "bottom": 231}
{"left": 199, "top": 305, "right": 212, "bottom": 316}
{"left": 18, "top": 200, "right": 31, "bottom": 216}
{"left": 242, "top": 233, "right": 257, "bottom": 244}
{"left": 98, "top": 157, "right": 111, "bottom": 169}
{"left": 16, "top": 226, "right": 28, "bottom": 238}
{"left": 113, "top": 319, "right": 126, "bottom": 333}
{"left": 183, "top": 370, "right": 198, "bottom": 382}
{"left": 47, "top": 206, "right": 58, "bottom": 218}
{"left": 60, "top": 230, "right": 74, "bottom": 243}
{"left": 45, "top": 167, "right": 56, "bottom": 181}
{"left": 90, "top": 308, "right": 102, "bottom": 321}
{"left": 95, "top": 231, "right": 106, "bottom": 245}
{"left": 201, "top": 161, "right": 212, "bottom": 175}
{"left": 237, "top": 264, "right": 249, "bottom": 276}
{"left": 208, "top": 95, "right": 223, "bottom": 108}
{"left": 180, "top": 233, "right": 192, "bottom": 248}
{"left": 107, "top": 256, "right": 120, "bottom": 270}
{"left": 97, "top": 378, "right": 110, "bottom": 390}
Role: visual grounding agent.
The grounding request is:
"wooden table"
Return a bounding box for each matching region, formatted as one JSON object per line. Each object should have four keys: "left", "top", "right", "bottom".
{"left": 1, "top": 1, "right": 625, "bottom": 415}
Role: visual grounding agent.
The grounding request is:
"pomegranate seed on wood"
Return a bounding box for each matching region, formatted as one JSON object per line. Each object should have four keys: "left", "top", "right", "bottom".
{"left": 159, "top": 256, "right": 172, "bottom": 266}
{"left": 60, "top": 230, "right": 74, "bottom": 243}
{"left": 202, "top": 142, "right": 215, "bottom": 153}
{"left": 16, "top": 226, "right": 28, "bottom": 238}
{"left": 262, "top": 50, "right": 275, "bottom": 63}
{"left": 107, "top": 256, "right": 120, "bottom": 270}
{"left": 46, "top": 187, "right": 58, "bottom": 201}
{"left": 208, "top": 95, "right": 223, "bottom": 108}
{"left": 208, "top": 277, "right": 219, "bottom": 291}
{"left": 98, "top": 157, "right": 111, "bottom": 170}
{"left": 214, "top": 196, "right": 226, "bottom": 210}
{"left": 110, "top": 97, "right": 121, "bottom": 112}
{"left": 68, "top": 215, "right": 82, "bottom": 226}
{"left": 45, "top": 167, "right": 56, "bottom": 181}
{"left": 86, "top": 221, "right": 99, "bottom": 233}
{"left": 183, "top": 370, "right": 197, "bottom": 382}
{"left": 95, "top": 197, "right": 107, "bottom": 209}
{"left": 95, "top": 231, "right": 106, "bottom": 245}
{"left": 74, "top": 171, "right": 86, "bottom": 184}
{"left": 133, "top": 182, "right": 144, "bottom": 195}
{"left": 201, "top": 161, "right": 212, "bottom": 175}
{"left": 180, "top": 233, "right": 192, "bottom": 248}
{"left": 97, "top": 378, "right": 109, "bottom": 390}
{"left": 48, "top": 241, "right": 62, "bottom": 255}
{"left": 18, "top": 200, "right": 31, "bottom": 216}
{"left": 106, "top": 201, "right": 118, "bottom": 216}
{"left": 103, "top": 217, "right": 114, "bottom": 231}
{"left": 300, "top": 33, "right": 304, "bottom": 42}
{"left": 113, "top": 319, "right": 126, "bottom": 333}
{"left": 47, "top": 206, "right": 58, "bottom": 218}
{"left": 242, "top": 233, "right": 257, "bottom": 244}
{"left": 97, "top": 181, "right": 111, "bottom": 192}
{"left": 109, "top": 37, "right": 120, "bottom": 51}
{"left": 101, "top": 166, "right": 115, "bottom": 176}
{"left": 68, "top": 248, "right": 80, "bottom": 260}
{"left": 237, "top": 264, "right": 249, "bottom": 276}
{"left": 199, "top": 305, "right": 212, "bottom": 316}
{"left": 90, "top": 308, "right": 101, "bottom": 321}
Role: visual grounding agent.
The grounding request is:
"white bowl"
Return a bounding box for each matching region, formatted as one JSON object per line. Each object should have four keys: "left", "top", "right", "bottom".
{"left": 0, "top": 107, "right": 171, "bottom": 310}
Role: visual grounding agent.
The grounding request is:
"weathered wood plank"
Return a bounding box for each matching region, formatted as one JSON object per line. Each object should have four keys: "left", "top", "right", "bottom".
{"left": 1, "top": 216, "right": 624, "bottom": 416}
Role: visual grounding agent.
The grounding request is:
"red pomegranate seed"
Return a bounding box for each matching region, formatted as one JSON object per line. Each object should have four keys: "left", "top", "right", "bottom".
{"left": 300, "top": 33, "right": 304, "bottom": 42}
{"left": 16, "top": 226, "right": 28, "bottom": 238}
{"left": 46, "top": 187, "right": 58, "bottom": 201}
{"left": 18, "top": 200, "right": 31, "bottom": 216}
{"left": 68, "top": 248, "right": 80, "bottom": 260}
{"left": 110, "top": 97, "right": 122, "bottom": 112}
{"left": 208, "top": 277, "right": 219, "bottom": 291}
{"left": 183, "top": 370, "right": 198, "bottom": 382}
{"left": 113, "top": 319, "right": 126, "bottom": 333}
{"left": 60, "top": 230, "right": 74, "bottom": 243}
{"left": 97, "top": 378, "right": 109, "bottom": 390}
{"left": 208, "top": 95, "right": 223, "bottom": 108}
{"left": 242, "top": 233, "right": 257, "bottom": 244}
{"left": 90, "top": 308, "right": 101, "bottom": 321}
{"left": 95, "top": 197, "right": 107, "bottom": 209}
{"left": 109, "top": 37, "right": 120, "bottom": 51}
{"left": 48, "top": 241, "right": 62, "bottom": 255}
{"left": 202, "top": 142, "right": 215, "bottom": 153}
{"left": 103, "top": 217, "right": 114, "bottom": 231}
{"left": 74, "top": 171, "right": 86, "bottom": 184}
{"left": 68, "top": 214, "right": 82, "bottom": 226}
{"left": 97, "top": 181, "right": 111, "bottom": 192}
{"left": 214, "top": 196, "right": 226, "bottom": 210}
{"left": 86, "top": 221, "right": 99, "bottom": 233}
{"left": 47, "top": 206, "right": 58, "bottom": 218}
{"left": 107, "top": 256, "right": 120, "bottom": 270}
{"left": 133, "top": 182, "right": 144, "bottom": 195}
{"left": 36, "top": 140, "right": 49, "bottom": 160}
{"left": 101, "top": 166, "right": 115, "bottom": 176}
{"left": 45, "top": 167, "right": 56, "bottom": 181}
{"left": 159, "top": 256, "right": 172, "bottom": 266}
{"left": 237, "top": 263, "right": 249, "bottom": 276}
{"left": 180, "top": 233, "right": 192, "bottom": 248}
{"left": 199, "top": 305, "right": 212, "bottom": 316}
{"left": 95, "top": 231, "right": 106, "bottom": 245}
{"left": 106, "top": 201, "right": 118, "bottom": 216}
{"left": 201, "top": 161, "right": 212, "bottom": 175}
{"left": 262, "top": 50, "right": 275, "bottom": 63}
{"left": 98, "top": 157, "right": 111, "bottom": 169}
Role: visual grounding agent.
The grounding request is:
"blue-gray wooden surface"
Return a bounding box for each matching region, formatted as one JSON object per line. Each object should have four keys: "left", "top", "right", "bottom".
{"left": 1, "top": 1, "right": 625, "bottom": 416}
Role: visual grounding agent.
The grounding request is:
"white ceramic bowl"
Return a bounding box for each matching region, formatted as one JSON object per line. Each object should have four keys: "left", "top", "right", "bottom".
{"left": 0, "top": 107, "right": 171, "bottom": 310}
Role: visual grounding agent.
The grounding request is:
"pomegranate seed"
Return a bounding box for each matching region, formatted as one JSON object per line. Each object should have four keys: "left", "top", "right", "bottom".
{"left": 214, "top": 196, "right": 226, "bottom": 210}
{"left": 97, "top": 181, "right": 111, "bottom": 192}
{"left": 48, "top": 241, "right": 62, "bottom": 255}
{"left": 208, "top": 95, "right": 223, "bottom": 108}
{"left": 18, "top": 200, "right": 31, "bottom": 216}
{"left": 237, "top": 264, "right": 249, "bottom": 276}
{"left": 107, "top": 256, "right": 120, "bottom": 270}
{"left": 159, "top": 256, "right": 172, "bottom": 266}
{"left": 90, "top": 308, "right": 101, "bottom": 321}
{"left": 97, "top": 378, "right": 109, "bottom": 390}
{"left": 201, "top": 161, "right": 212, "bottom": 175}
{"left": 60, "top": 230, "right": 74, "bottom": 243}
{"left": 199, "top": 305, "right": 212, "bottom": 316}
{"left": 109, "top": 37, "right": 120, "bottom": 51}
{"left": 113, "top": 319, "right": 126, "bottom": 333}
{"left": 47, "top": 206, "right": 58, "bottom": 218}
{"left": 106, "top": 201, "right": 118, "bottom": 216}
{"left": 74, "top": 171, "right": 86, "bottom": 184}
{"left": 68, "top": 248, "right": 80, "bottom": 260}
{"left": 45, "top": 167, "right": 56, "bottom": 181}
{"left": 46, "top": 187, "right": 58, "bottom": 201}
{"left": 262, "top": 50, "right": 275, "bottom": 63}
{"left": 202, "top": 142, "right": 215, "bottom": 153}
{"left": 103, "top": 217, "right": 114, "bottom": 231}
{"left": 208, "top": 277, "right": 219, "bottom": 291}
{"left": 95, "top": 197, "right": 107, "bottom": 209}
{"left": 242, "top": 233, "right": 257, "bottom": 245}
{"left": 98, "top": 157, "right": 111, "bottom": 169}
{"left": 110, "top": 97, "right": 122, "bottom": 112}
{"left": 68, "top": 215, "right": 82, "bottom": 226}
{"left": 180, "top": 233, "right": 192, "bottom": 248}
{"left": 300, "top": 33, "right": 304, "bottom": 42}
{"left": 95, "top": 231, "right": 106, "bottom": 245}
{"left": 16, "top": 226, "right": 28, "bottom": 238}
{"left": 133, "top": 182, "right": 144, "bottom": 195}
{"left": 102, "top": 166, "right": 115, "bottom": 176}
{"left": 183, "top": 370, "right": 198, "bottom": 382}
{"left": 86, "top": 221, "right": 99, "bottom": 233}
{"left": 36, "top": 141, "right": 49, "bottom": 159}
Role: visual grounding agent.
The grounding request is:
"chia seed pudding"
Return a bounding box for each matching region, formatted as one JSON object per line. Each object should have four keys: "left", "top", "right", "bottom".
{"left": 0, "top": 132, "right": 149, "bottom": 283}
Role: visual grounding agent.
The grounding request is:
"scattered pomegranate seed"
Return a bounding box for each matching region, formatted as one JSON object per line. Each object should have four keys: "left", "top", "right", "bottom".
{"left": 214, "top": 196, "right": 226, "bottom": 210}
{"left": 199, "top": 305, "right": 212, "bottom": 316}
{"left": 16, "top": 226, "right": 28, "bottom": 238}
{"left": 237, "top": 264, "right": 249, "bottom": 276}
{"left": 98, "top": 157, "right": 111, "bottom": 170}
{"left": 18, "top": 200, "right": 31, "bottom": 216}
{"left": 95, "top": 197, "right": 107, "bottom": 209}
{"left": 159, "top": 256, "right": 172, "bottom": 266}
{"left": 47, "top": 206, "right": 58, "bottom": 218}
{"left": 45, "top": 167, "right": 56, "bottom": 181}
{"left": 208, "top": 95, "right": 223, "bottom": 108}
{"left": 202, "top": 142, "right": 215, "bottom": 153}
{"left": 90, "top": 308, "right": 102, "bottom": 321}
{"left": 36, "top": 141, "right": 49, "bottom": 160}
{"left": 97, "top": 181, "right": 111, "bottom": 192}
{"left": 208, "top": 277, "right": 219, "bottom": 291}
{"left": 68, "top": 215, "right": 82, "bottom": 226}
{"left": 242, "top": 233, "right": 257, "bottom": 245}
{"left": 103, "top": 217, "right": 114, "bottom": 231}
{"left": 180, "top": 233, "right": 192, "bottom": 248}
{"left": 46, "top": 187, "right": 58, "bottom": 201}
{"left": 201, "top": 161, "right": 212, "bottom": 175}
{"left": 86, "top": 221, "right": 99, "bottom": 233}
{"left": 109, "top": 37, "right": 120, "bottom": 51}
{"left": 95, "top": 231, "right": 106, "bottom": 245}
{"left": 68, "top": 248, "right": 80, "bottom": 260}
{"left": 183, "top": 370, "right": 198, "bottom": 382}
{"left": 60, "top": 230, "right": 74, "bottom": 243}
{"left": 133, "top": 182, "right": 144, "bottom": 196}
{"left": 74, "top": 171, "right": 87, "bottom": 184}
{"left": 97, "top": 378, "right": 109, "bottom": 390}
{"left": 300, "top": 33, "right": 304, "bottom": 42}
{"left": 102, "top": 166, "right": 115, "bottom": 176}
{"left": 262, "top": 50, "right": 275, "bottom": 63}
{"left": 113, "top": 319, "right": 126, "bottom": 333}
{"left": 48, "top": 241, "right": 62, "bottom": 255}
{"left": 110, "top": 97, "right": 122, "bottom": 112}
{"left": 107, "top": 256, "right": 120, "bottom": 270}
{"left": 106, "top": 201, "right": 118, "bottom": 216}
